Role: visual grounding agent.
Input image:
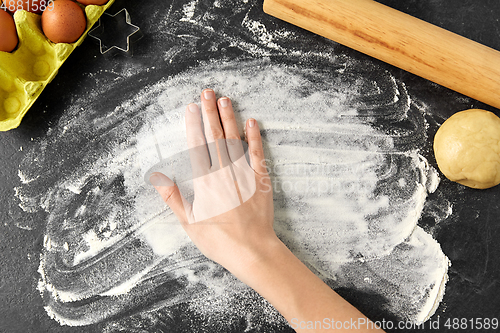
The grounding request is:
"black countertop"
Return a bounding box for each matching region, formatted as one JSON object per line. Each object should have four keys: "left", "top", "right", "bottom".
{"left": 1, "top": 1, "right": 499, "bottom": 332}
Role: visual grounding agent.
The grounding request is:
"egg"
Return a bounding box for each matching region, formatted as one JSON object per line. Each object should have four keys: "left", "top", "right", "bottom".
{"left": 2, "top": 0, "right": 49, "bottom": 14}
{"left": 76, "top": 0, "right": 108, "bottom": 5}
{"left": 0, "top": 9, "right": 17, "bottom": 52}
{"left": 41, "top": 0, "right": 86, "bottom": 43}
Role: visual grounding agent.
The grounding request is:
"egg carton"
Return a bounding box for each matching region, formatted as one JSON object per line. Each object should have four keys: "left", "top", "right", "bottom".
{"left": 0, "top": 0, "right": 115, "bottom": 131}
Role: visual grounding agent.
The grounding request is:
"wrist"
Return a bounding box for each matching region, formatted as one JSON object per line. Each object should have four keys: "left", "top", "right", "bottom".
{"left": 227, "top": 233, "right": 285, "bottom": 284}
{"left": 230, "top": 236, "right": 300, "bottom": 299}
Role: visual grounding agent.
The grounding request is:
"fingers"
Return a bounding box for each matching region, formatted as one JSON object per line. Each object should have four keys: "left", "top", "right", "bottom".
{"left": 186, "top": 103, "right": 210, "bottom": 178}
{"left": 246, "top": 119, "right": 268, "bottom": 175}
{"left": 185, "top": 103, "right": 207, "bottom": 150}
{"left": 150, "top": 172, "right": 191, "bottom": 225}
{"left": 217, "top": 97, "right": 240, "bottom": 140}
{"left": 201, "top": 89, "right": 223, "bottom": 142}
{"left": 217, "top": 97, "right": 246, "bottom": 164}
{"left": 201, "top": 89, "right": 231, "bottom": 170}
{"left": 193, "top": 89, "right": 263, "bottom": 175}
{"left": 201, "top": 89, "right": 224, "bottom": 165}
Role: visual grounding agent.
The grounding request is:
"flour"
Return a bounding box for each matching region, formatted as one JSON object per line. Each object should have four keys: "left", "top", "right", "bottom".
{"left": 180, "top": 0, "right": 198, "bottom": 23}
{"left": 18, "top": 170, "right": 39, "bottom": 184}
{"left": 242, "top": 12, "right": 283, "bottom": 51}
{"left": 14, "top": 58, "right": 452, "bottom": 329}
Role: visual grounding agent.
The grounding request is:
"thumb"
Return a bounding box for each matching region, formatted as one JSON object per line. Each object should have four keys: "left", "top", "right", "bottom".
{"left": 150, "top": 172, "right": 191, "bottom": 225}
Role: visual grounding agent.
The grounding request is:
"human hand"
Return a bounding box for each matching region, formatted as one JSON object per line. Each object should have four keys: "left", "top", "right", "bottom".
{"left": 150, "top": 89, "right": 277, "bottom": 278}
{"left": 150, "top": 90, "right": 386, "bottom": 332}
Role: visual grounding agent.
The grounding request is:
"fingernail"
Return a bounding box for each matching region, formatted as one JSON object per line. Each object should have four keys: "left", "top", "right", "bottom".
{"left": 219, "top": 97, "right": 228, "bottom": 107}
{"left": 188, "top": 103, "right": 198, "bottom": 113}
{"left": 150, "top": 173, "right": 161, "bottom": 186}
{"left": 203, "top": 89, "right": 214, "bottom": 100}
{"left": 248, "top": 119, "right": 255, "bottom": 128}
{"left": 149, "top": 173, "right": 174, "bottom": 187}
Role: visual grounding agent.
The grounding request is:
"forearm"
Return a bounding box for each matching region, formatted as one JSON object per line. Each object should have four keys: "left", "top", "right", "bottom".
{"left": 233, "top": 238, "right": 384, "bottom": 333}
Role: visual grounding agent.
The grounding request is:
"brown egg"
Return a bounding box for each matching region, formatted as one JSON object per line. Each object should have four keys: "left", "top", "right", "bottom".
{"left": 41, "top": 0, "right": 86, "bottom": 43}
{"left": 0, "top": 9, "right": 18, "bottom": 52}
{"left": 76, "top": 0, "right": 108, "bottom": 5}
{"left": 2, "top": 0, "right": 49, "bottom": 14}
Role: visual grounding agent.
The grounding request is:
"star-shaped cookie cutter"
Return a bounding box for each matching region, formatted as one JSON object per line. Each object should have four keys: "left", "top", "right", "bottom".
{"left": 88, "top": 8, "right": 143, "bottom": 56}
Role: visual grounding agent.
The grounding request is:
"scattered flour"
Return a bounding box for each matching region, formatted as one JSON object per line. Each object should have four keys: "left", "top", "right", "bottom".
{"left": 15, "top": 59, "right": 452, "bottom": 330}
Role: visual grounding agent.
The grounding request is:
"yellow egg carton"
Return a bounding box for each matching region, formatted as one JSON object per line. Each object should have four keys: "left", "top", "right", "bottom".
{"left": 0, "top": 1, "right": 115, "bottom": 131}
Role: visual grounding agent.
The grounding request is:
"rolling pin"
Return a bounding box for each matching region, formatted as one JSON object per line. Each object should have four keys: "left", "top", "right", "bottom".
{"left": 263, "top": 0, "right": 500, "bottom": 110}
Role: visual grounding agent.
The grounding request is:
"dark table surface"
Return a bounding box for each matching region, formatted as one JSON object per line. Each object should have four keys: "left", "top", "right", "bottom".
{"left": 1, "top": 1, "right": 499, "bottom": 332}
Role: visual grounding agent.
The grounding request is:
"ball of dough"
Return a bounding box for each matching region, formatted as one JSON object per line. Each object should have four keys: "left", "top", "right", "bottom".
{"left": 434, "top": 109, "right": 500, "bottom": 189}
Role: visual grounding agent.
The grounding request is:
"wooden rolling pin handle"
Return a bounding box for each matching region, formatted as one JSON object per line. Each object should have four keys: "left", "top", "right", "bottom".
{"left": 263, "top": 0, "right": 500, "bottom": 110}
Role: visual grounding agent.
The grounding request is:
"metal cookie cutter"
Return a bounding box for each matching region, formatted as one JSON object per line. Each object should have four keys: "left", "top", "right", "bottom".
{"left": 88, "top": 8, "right": 143, "bottom": 56}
